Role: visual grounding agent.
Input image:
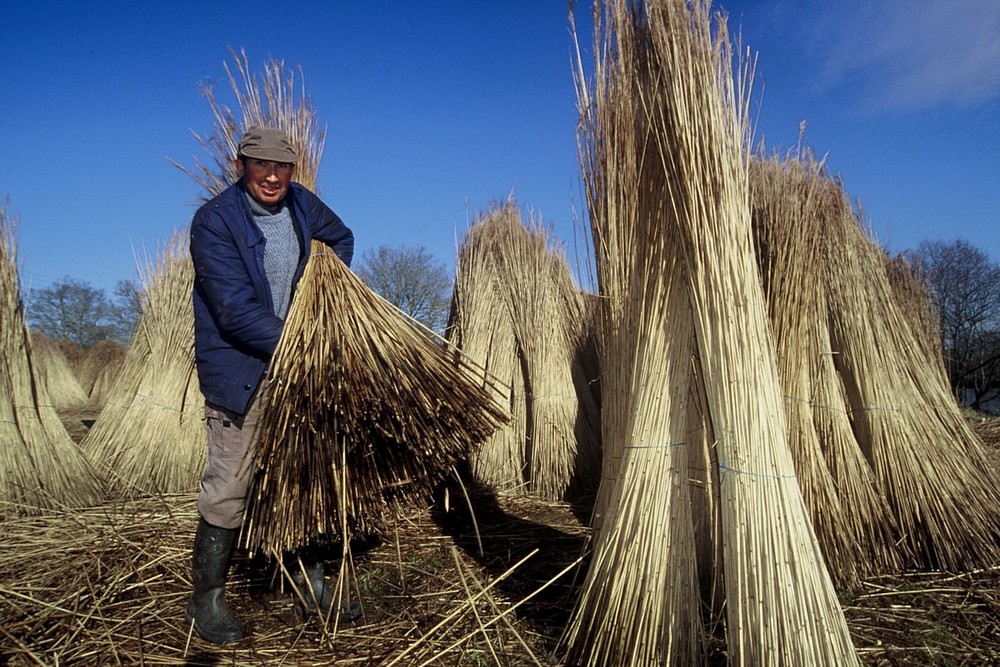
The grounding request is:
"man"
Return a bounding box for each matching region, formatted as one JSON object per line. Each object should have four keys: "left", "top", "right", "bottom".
{"left": 187, "top": 126, "right": 357, "bottom": 644}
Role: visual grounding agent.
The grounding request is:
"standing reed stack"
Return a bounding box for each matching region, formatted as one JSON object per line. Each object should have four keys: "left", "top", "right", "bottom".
{"left": 450, "top": 204, "right": 528, "bottom": 493}
{"left": 565, "top": 0, "right": 859, "bottom": 663}
{"left": 449, "top": 200, "right": 601, "bottom": 500}
{"left": 643, "top": 1, "right": 857, "bottom": 660}
{"left": 883, "top": 253, "right": 949, "bottom": 388}
{"left": 28, "top": 332, "right": 90, "bottom": 410}
{"left": 75, "top": 339, "right": 127, "bottom": 406}
{"left": 749, "top": 152, "right": 901, "bottom": 587}
{"left": 82, "top": 232, "right": 205, "bottom": 496}
{"left": 560, "top": 4, "right": 702, "bottom": 664}
{"left": 821, "top": 183, "right": 1000, "bottom": 572}
{"left": 486, "top": 202, "right": 602, "bottom": 500}
{"left": 0, "top": 200, "right": 104, "bottom": 513}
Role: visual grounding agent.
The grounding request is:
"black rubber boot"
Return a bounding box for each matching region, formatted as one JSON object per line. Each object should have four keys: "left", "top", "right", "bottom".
{"left": 186, "top": 517, "right": 245, "bottom": 643}
{"left": 289, "top": 561, "right": 361, "bottom": 623}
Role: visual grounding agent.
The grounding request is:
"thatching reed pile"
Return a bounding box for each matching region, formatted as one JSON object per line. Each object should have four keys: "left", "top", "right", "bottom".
{"left": 563, "top": 0, "right": 858, "bottom": 664}
{"left": 75, "top": 339, "right": 127, "bottom": 405}
{"left": 820, "top": 178, "right": 1000, "bottom": 572}
{"left": 883, "top": 252, "right": 949, "bottom": 387}
{"left": 244, "top": 254, "right": 509, "bottom": 553}
{"left": 0, "top": 201, "right": 105, "bottom": 513}
{"left": 449, "top": 207, "right": 528, "bottom": 493}
{"left": 749, "top": 152, "right": 902, "bottom": 587}
{"left": 29, "top": 332, "right": 90, "bottom": 410}
{"left": 448, "top": 200, "right": 602, "bottom": 500}
{"left": 495, "top": 207, "right": 601, "bottom": 500}
{"left": 82, "top": 232, "right": 205, "bottom": 496}
{"left": 561, "top": 5, "right": 703, "bottom": 664}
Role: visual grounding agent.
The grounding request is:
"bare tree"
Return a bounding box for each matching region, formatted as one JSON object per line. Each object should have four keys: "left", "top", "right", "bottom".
{"left": 354, "top": 245, "right": 453, "bottom": 333}
{"left": 905, "top": 239, "right": 1000, "bottom": 410}
{"left": 28, "top": 277, "right": 142, "bottom": 349}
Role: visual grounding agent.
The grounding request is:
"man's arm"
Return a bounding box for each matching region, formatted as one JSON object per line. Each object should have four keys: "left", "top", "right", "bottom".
{"left": 300, "top": 188, "right": 354, "bottom": 268}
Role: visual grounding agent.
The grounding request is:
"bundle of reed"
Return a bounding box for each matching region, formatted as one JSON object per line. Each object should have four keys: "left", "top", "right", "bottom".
{"left": 641, "top": 0, "right": 856, "bottom": 661}
{"left": 28, "top": 331, "right": 90, "bottom": 410}
{"left": 550, "top": 264, "right": 603, "bottom": 499}
{"left": 243, "top": 252, "right": 509, "bottom": 555}
{"left": 485, "top": 202, "right": 601, "bottom": 500}
{"left": 82, "top": 232, "right": 205, "bottom": 496}
{"left": 76, "top": 339, "right": 127, "bottom": 405}
{"left": 883, "top": 252, "right": 949, "bottom": 388}
{"left": 449, "top": 205, "right": 528, "bottom": 493}
{"left": 0, "top": 202, "right": 104, "bottom": 513}
{"left": 560, "top": 5, "right": 702, "bottom": 663}
{"left": 748, "top": 152, "right": 901, "bottom": 587}
{"left": 822, "top": 190, "right": 1000, "bottom": 571}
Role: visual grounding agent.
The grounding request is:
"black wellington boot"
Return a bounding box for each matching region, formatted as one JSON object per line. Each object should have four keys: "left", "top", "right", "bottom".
{"left": 289, "top": 561, "right": 361, "bottom": 623}
{"left": 186, "top": 517, "right": 245, "bottom": 643}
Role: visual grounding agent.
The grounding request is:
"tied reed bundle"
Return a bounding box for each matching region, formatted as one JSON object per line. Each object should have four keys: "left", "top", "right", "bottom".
{"left": 76, "top": 339, "right": 127, "bottom": 405}
{"left": 486, "top": 202, "right": 601, "bottom": 500}
{"left": 666, "top": 17, "right": 859, "bottom": 667}
{"left": 883, "top": 253, "right": 949, "bottom": 388}
{"left": 83, "top": 232, "right": 205, "bottom": 496}
{"left": 0, "top": 200, "right": 104, "bottom": 513}
{"left": 561, "top": 5, "right": 702, "bottom": 664}
{"left": 450, "top": 205, "right": 528, "bottom": 493}
{"left": 631, "top": 0, "right": 855, "bottom": 662}
{"left": 822, "top": 187, "right": 1000, "bottom": 572}
{"left": 29, "top": 332, "right": 89, "bottom": 410}
{"left": 449, "top": 200, "right": 601, "bottom": 501}
{"left": 242, "top": 249, "right": 508, "bottom": 555}
{"left": 749, "top": 152, "right": 901, "bottom": 587}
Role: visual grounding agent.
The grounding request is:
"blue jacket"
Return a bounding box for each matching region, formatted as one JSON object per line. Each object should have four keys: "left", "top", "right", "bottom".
{"left": 190, "top": 181, "right": 354, "bottom": 415}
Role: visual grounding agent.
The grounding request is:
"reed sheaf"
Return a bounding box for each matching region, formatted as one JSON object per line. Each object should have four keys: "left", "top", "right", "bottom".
{"left": 449, "top": 201, "right": 601, "bottom": 501}
{"left": 75, "top": 339, "right": 126, "bottom": 405}
{"left": 29, "top": 332, "right": 89, "bottom": 410}
{"left": 561, "top": 4, "right": 701, "bottom": 663}
{"left": 820, "top": 179, "right": 1000, "bottom": 572}
{"left": 244, "top": 250, "right": 509, "bottom": 554}
{"left": 450, "top": 206, "right": 527, "bottom": 493}
{"left": 82, "top": 232, "right": 205, "bottom": 496}
{"left": 0, "top": 200, "right": 104, "bottom": 513}
{"left": 749, "top": 153, "right": 901, "bottom": 587}
{"left": 486, "top": 202, "right": 601, "bottom": 500}
{"left": 563, "top": 1, "right": 858, "bottom": 664}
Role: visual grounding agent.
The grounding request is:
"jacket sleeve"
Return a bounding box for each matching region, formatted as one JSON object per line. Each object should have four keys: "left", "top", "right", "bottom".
{"left": 303, "top": 189, "right": 354, "bottom": 268}
{"left": 190, "top": 209, "right": 284, "bottom": 357}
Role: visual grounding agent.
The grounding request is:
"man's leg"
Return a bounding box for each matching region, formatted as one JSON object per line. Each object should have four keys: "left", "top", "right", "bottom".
{"left": 187, "top": 398, "right": 261, "bottom": 642}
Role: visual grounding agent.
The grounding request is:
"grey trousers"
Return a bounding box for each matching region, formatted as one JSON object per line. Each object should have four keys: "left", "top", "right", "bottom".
{"left": 197, "top": 394, "right": 263, "bottom": 529}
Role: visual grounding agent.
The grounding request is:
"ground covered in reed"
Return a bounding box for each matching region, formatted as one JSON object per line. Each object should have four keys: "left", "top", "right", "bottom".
{"left": 4, "top": 412, "right": 999, "bottom": 666}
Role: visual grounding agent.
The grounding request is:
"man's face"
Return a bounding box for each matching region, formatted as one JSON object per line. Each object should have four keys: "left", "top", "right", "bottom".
{"left": 236, "top": 157, "right": 295, "bottom": 210}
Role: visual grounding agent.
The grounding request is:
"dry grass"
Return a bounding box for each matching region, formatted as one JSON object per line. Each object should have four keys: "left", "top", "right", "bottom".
{"left": 2, "top": 429, "right": 999, "bottom": 666}
{"left": 0, "top": 487, "right": 582, "bottom": 666}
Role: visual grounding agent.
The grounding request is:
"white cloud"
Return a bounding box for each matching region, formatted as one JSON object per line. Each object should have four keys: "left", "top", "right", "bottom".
{"left": 807, "top": 0, "right": 1000, "bottom": 112}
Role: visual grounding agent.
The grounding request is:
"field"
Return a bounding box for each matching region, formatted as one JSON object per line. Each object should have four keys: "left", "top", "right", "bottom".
{"left": 0, "top": 409, "right": 996, "bottom": 666}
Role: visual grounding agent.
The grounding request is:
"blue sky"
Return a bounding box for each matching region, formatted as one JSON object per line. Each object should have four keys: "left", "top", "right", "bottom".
{"left": 2, "top": 1, "right": 997, "bottom": 297}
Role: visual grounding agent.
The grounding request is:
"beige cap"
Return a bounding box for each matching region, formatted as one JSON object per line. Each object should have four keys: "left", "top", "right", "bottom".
{"left": 237, "top": 126, "right": 299, "bottom": 163}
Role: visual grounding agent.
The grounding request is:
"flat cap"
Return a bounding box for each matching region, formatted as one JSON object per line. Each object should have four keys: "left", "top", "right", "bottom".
{"left": 237, "top": 126, "right": 299, "bottom": 163}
